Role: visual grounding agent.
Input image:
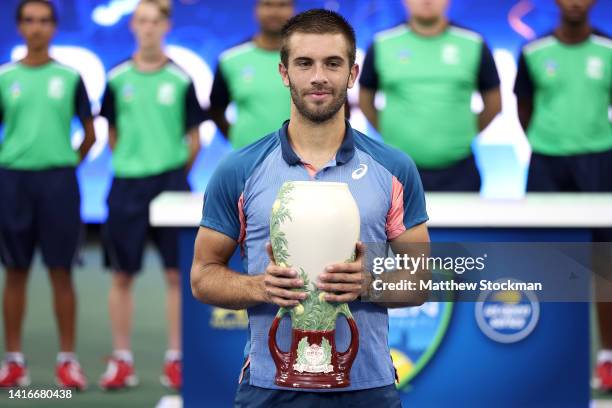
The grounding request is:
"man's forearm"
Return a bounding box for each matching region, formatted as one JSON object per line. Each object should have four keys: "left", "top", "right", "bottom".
{"left": 186, "top": 128, "right": 200, "bottom": 171}
{"left": 210, "top": 109, "right": 230, "bottom": 140}
{"left": 478, "top": 108, "right": 497, "bottom": 131}
{"left": 191, "top": 262, "right": 266, "bottom": 310}
{"left": 478, "top": 89, "right": 502, "bottom": 131}
{"left": 77, "top": 119, "right": 96, "bottom": 162}
{"left": 358, "top": 89, "right": 379, "bottom": 130}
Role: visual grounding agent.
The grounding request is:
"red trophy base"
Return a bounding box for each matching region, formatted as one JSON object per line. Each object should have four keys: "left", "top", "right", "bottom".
{"left": 269, "top": 316, "right": 359, "bottom": 389}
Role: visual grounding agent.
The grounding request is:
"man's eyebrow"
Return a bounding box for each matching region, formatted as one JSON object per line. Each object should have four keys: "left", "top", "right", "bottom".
{"left": 292, "top": 55, "right": 346, "bottom": 62}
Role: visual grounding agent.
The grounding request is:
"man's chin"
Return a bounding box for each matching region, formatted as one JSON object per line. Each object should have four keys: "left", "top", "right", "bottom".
{"left": 564, "top": 13, "right": 587, "bottom": 24}
{"left": 261, "top": 27, "right": 284, "bottom": 36}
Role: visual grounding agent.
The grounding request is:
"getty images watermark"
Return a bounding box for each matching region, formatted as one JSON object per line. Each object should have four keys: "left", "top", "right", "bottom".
{"left": 361, "top": 242, "right": 612, "bottom": 302}
{"left": 370, "top": 252, "right": 544, "bottom": 293}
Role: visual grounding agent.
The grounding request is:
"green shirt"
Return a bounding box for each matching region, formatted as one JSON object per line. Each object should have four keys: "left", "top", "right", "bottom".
{"left": 101, "top": 60, "right": 203, "bottom": 178}
{"left": 514, "top": 33, "right": 612, "bottom": 155}
{"left": 0, "top": 61, "right": 91, "bottom": 170}
{"left": 210, "top": 41, "right": 291, "bottom": 149}
{"left": 360, "top": 25, "right": 500, "bottom": 169}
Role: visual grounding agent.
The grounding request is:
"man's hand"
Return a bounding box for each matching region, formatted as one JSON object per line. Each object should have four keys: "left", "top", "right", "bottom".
{"left": 316, "top": 241, "right": 366, "bottom": 303}
{"left": 262, "top": 243, "right": 308, "bottom": 308}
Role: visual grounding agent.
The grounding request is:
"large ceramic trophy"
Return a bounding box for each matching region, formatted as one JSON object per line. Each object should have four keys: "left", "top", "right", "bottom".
{"left": 268, "top": 181, "right": 360, "bottom": 389}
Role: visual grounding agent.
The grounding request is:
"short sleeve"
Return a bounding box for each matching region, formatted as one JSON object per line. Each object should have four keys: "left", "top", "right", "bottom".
{"left": 359, "top": 44, "right": 379, "bottom": 91}
{"left": 74, "top": 76, "right": 93, "bottom": 123}
{"left": 386, "top": 155, "right": 429, "bottom": 240}
{"left": 184, "top": 81, "right": 205, "bottom": 131}
{"left": 200, "top": 156, "right": 244, "bottom": 241}
{"left": 513, "top": 51, "right": 534, "bottom": 99}
{"left": 209, "top": 65, "right": 230, "bottom": 110}
{"left": 477, "top": 42, "right": 500, "bottom": 92}
{"left": 100, "top": 85, "right": 116, "bottom": 127}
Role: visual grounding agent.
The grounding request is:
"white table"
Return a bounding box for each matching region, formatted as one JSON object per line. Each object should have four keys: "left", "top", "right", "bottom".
{"left": 150, "top": 192, "right": 612, "bottom": 228}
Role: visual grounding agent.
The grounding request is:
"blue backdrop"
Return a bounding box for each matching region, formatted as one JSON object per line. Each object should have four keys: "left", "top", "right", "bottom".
{"left": 0, "top": 0, "right": 610, "bottom": 222}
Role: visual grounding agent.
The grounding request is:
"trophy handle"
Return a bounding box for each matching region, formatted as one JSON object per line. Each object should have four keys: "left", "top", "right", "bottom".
{"left": 268, "top": 308, "right": 291, "bottom": 369}
{"left": 337, "top": 307, "right": 359, "bottom": 370}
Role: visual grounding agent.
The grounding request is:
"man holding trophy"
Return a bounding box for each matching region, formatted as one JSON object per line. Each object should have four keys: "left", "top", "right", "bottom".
{"left": 191, "top": 9, "right": 429, "bottom": 407}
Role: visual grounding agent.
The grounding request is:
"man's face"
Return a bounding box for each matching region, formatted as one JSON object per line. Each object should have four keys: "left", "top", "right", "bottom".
{"left": 130, "top": 3, "right": 169, "bottom": 49}
{"left": 256, "top": 0, "right": 294, "bottom": 36}
{"left": 279, "top": 33, "right": 358, "bottom": 123}
{"left": 403, "top": 0, "right": 449, "bottom": 23}
{"left": 18, "top": 3, "right": 56, "bottom": 51}
{"left": 555, "top": 0, "right": 594, "bottom": 24}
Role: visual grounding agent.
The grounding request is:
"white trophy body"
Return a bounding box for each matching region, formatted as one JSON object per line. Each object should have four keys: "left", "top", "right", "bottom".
{"left": 275, "top": 181, "right": 360, "bottom": 285}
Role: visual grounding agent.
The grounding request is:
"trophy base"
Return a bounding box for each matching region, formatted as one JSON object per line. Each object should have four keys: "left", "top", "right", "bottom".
{"left": 274, "top": 371, "right": 350, "bottom": 389}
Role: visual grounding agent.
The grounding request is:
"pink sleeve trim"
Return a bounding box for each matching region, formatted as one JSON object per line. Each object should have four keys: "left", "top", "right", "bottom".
{"left": 386, "top": 176, "right": 406, "bottom": 240}
{"left": 238, "top": 193, "right": 246, "bottom": 244}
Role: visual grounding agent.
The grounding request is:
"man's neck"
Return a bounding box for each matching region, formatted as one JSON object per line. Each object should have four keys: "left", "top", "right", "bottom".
{"left": 409, "top": 17, "right": 448, "bottom": 37}
{"left": 287, "top": 110, "right": 346, "bottom": 170}
{"left": 21, "top": 48, "right": 51, "bottom": 66}
{"left": 254, "top": 32, "right": 282, "bottom": 51}
{"left": 555, "top": 20, "right": 592, "bottom": 44}
{"left": 133, "top": 47, "right": 167, "bottom": 71}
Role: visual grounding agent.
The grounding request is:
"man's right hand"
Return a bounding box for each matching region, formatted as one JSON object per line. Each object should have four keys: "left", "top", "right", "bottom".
{"left": 261, "top": 243, "right": 308, "bottom": 308}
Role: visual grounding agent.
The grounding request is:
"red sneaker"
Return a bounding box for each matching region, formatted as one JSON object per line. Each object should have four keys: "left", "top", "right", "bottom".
{"left": 99, "top": 358, "right": 138, "bottom": 390}
{"left": 160, "top": 359, "right": 181, "bottom": 390}
{"left": 596, "top": 361, "right": 612, "bottom": 391}
{"left": 56, "top": 360, "right": 88, "bottom": 390}
{"left": 0, "top": 360, "right": 30, "bottom": 388}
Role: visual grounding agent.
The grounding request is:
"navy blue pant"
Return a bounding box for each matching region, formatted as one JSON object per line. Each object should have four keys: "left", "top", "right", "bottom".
{"left": 527, "top": 149, "right": 612, "bottom": 242}
{"left": 527, "top": 149, "right": 612, "bottom": 193}
{"left": 102, "top": 167, "right": 189, "bottom": 274}
{"left": 234, "top": 368, "right": 402, "bottom": 408}
{"left": 418, "top": 155, "right": 481, "bottom": 192}
{"left": 0, "top": 167, "right": 81, "bottom": 270}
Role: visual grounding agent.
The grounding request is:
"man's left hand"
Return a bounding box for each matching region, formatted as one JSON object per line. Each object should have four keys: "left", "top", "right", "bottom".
{"left": 316, "top": 241, "right": 366, "bottom": 303}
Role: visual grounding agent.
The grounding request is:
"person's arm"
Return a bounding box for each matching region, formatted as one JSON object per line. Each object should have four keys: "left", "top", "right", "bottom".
{"left": 517, "top": 98, "right": 533, "bottom": 133}
{"left": 513, "top": 51, "right": 534, "bottom": 133}
{"left": 108, "top": 126, "right": 117, "bottom": 151}
{"left": 184, "top": 81, "right": 204, "bottom": 171}
{"left": 186, "top": 127, "right": 200, "bottom": 172}
{"left": 100, "top": 83, "right": 117, "bottom": 151}
{"left": 479, "top": 88, "right": 501, "bottom": 131}
{"left": 364, "top": 223, "right": 431, "bottom": 308}
{"left": 317, "top": 222, "right": 430, "bottom": 308}
{"left": 191, "top": 227, "right": 307, "bottom": 309}
{"left": 191, "top": 227, "right": 265, "bottom": 309}
{"left": 209, "top": 65, "right": 231, "bottom": 139}
{"left": 476, "top": 42, "right": 501, "bottom": 131}
{"left": 78, "top": 118, "right": 96, "bottom": 161}
{"left": 359, "top": 88, "right": 378, "bottom": 131}
{"left": 191, "top": 156, "right": 306, "bottom": 309}
{"left": 358, "top": 44, "right": 379, "bottom": 131}
{"left": 319, "top": 149, "right": 430, "bottom": 307}
{"left": 74, "top": 77, "right": 96, "bottom": 162}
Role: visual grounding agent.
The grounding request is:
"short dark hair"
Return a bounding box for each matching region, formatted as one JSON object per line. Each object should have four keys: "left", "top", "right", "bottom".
{"left": 280, "top": 9, "right": 356, "bottom": 67}
{"left": 16, "top": 0, "right": 58, "bottom": 24}
{"left": 137, "top": 0, "right": 172, "bottom": 19}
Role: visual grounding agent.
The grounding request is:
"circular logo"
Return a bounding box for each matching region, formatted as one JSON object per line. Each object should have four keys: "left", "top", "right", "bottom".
{"left": 475, "top": 279, "right": 539, "bottom": 344}
{"left": 389, "top": 301, "right": 453, "bottom": 388}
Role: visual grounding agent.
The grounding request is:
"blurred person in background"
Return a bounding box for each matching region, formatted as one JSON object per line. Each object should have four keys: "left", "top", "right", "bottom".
{"left": 514, "top": 0, "right": 611, "bottom": 391}
{"left": 99, "top": 0, "right": 204, "bottom": 391}
{"left": 209, "top": 0, "right": 294, "bottom": 149}
{"left": 0, "top": 0, "right": 96, "bottom": 390}
{"left": 359, "top": 0, "right": 501, "bottom": 191}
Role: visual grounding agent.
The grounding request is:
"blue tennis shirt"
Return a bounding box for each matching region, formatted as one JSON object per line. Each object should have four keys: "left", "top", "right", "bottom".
{"left": 201, "top": 120, "right": 428, "bottom": 391}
